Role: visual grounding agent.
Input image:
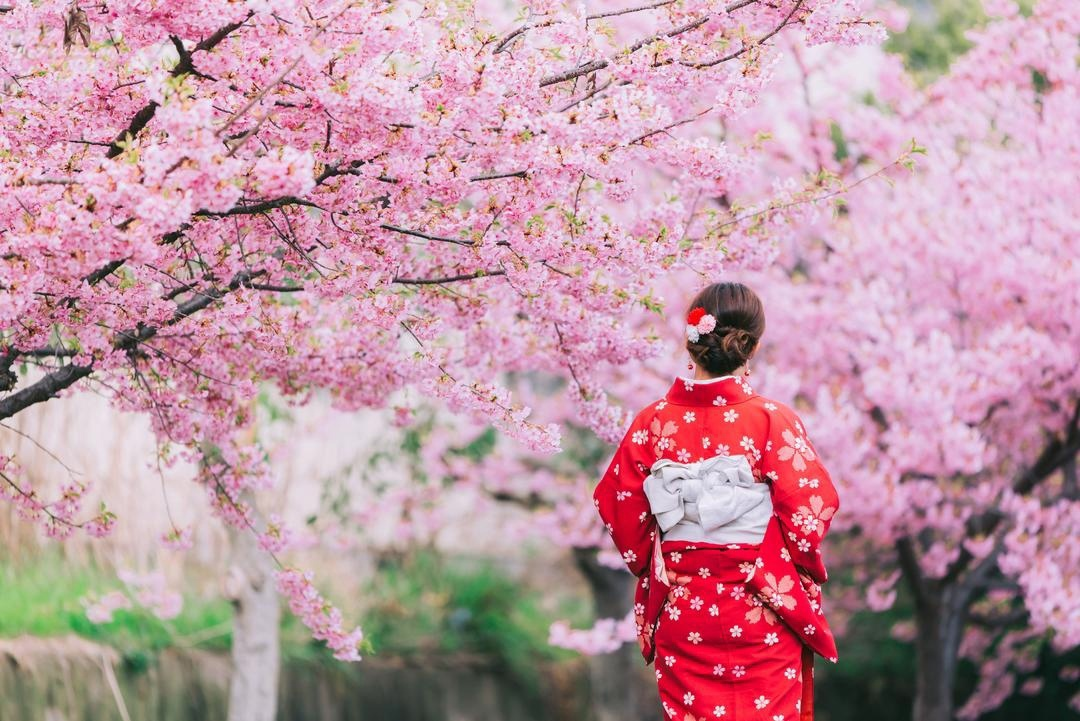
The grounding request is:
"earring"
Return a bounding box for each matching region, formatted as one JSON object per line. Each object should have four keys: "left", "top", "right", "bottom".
{"left": 688, "top": 361, "right": 694, "bottom": 371}
{"left": 744, "top": 361, "right": 751, "bottom": 376}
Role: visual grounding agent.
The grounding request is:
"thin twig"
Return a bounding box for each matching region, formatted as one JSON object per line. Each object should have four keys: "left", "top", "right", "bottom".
{"left": 393, "top": 270, "right": 506, "bottom": 285}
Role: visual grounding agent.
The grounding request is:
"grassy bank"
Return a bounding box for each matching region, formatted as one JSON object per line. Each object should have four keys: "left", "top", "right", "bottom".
{"left": 0, "top": 549, "right": 589, "bottom": 679}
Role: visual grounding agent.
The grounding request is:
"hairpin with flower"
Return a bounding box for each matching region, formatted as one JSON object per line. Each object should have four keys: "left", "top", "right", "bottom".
{"left": 685, "top": 306, "right": 717, "bottom": 342}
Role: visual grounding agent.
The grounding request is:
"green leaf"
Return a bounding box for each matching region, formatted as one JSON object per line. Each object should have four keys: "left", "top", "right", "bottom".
{"left": 829, "top": 121, "right": 850, "bottom": 163}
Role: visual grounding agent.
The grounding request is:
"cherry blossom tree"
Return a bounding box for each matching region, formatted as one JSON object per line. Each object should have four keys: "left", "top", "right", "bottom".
{"left": 743, "top": 1, "right": 1080, "bottom": 719}
{"left": 0, "top": 0, "right": 887, "bottom": 665}
{"left": 507, "top": 3, "right": 1080, "bottom": 720}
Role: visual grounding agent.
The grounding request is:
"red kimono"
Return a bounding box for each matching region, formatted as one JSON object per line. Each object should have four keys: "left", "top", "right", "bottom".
{"left": 593, "top": 375, "right": 841, "bottom": 721}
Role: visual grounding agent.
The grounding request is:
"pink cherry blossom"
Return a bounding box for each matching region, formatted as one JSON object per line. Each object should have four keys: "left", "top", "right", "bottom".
{"left": 275, "top": 568, "right": 364, "bottom": 661}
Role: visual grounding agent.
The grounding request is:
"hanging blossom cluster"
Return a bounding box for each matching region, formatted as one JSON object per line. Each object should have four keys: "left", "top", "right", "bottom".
{"left": 275, "top": 568, "right": 365, "bottom": 662}
{"left": 161, "top": 525, "right": 195, "bottom": 551}
{"left": 0, "top": 0, "right": 885, "bottom": 656}
{"left": 0, "top": 455, "right": 116, "bottom": 539}
{"left": 420, "top": 373, "right": 563, "bottom": 454}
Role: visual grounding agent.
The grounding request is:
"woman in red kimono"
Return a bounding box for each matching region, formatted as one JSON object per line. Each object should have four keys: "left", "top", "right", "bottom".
{"left": 593, "top": 282, "right": 841, "bottom": 721}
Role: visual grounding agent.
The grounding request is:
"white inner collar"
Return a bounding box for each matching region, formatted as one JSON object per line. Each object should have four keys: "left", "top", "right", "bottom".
{"left": 683, "top": 374, "right": 737, "bottom": 385}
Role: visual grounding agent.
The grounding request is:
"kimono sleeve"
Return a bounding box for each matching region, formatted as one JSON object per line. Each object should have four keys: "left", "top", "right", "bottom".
{"left": 760, "top": 403, "right": 841, "bottom": 585}
{"left": 592, "top": 409, "right": 657, "bottom": 578}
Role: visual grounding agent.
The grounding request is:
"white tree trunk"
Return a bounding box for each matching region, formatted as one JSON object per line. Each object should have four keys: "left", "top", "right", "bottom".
{"left": 225, "top": 529, "right": 281, "bottom": 721}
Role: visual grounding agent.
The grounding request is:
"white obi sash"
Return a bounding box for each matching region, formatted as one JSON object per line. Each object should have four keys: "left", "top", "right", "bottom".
{"left": 643, "top": 455, "right": 772, "bottom": 545}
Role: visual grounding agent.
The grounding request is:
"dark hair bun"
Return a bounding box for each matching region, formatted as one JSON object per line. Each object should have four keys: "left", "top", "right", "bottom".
{"left": 688, "top": 326, "right": 756, "bottom": 373}
{"left": 719, "top": 326, "right": 756, "bottom": 360}
{"left": 685, "top": 283, "right": 765, "bottom": 376}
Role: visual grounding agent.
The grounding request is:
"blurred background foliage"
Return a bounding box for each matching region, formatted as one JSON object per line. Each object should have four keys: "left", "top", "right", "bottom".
{"left": 886, "top": 0, "right": 1035, "bottom": 84}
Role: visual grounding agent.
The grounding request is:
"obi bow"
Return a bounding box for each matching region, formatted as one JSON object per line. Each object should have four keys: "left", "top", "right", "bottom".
{"left": 644, "top": 455, "right": 767, "bottom": 534}
{"left": 643, "top": 454, "right": 770, "bottom": 588}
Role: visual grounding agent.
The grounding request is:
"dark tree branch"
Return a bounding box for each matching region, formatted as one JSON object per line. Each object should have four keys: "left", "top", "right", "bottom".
{"left": 896, "top": 535, "right": 928, "bottom": 607}
{"left": 488, "top": 490, "right": 549, "bottom": 510}
{"left": 2, "top": 258, "right": 134, "bottom": 387}
{"left": 470, "top": 169, "right": 529, "bottom": 181}
{"left": 11, "top": 348, "right": 78, "bottom": 359}
{"left": 380, "top": 224, "right": 475, "bottom": 247}
{"left": 0, "top": 269, "right": 264, "bottom": 420}
{"left": 1013, "top": 406, "right": 1080, "bottom": 495}
{"left": 316, "top": 159, "right": 368, "bottom": 182}
{"left": 1063, "top": 456, "right": 1078, "bottom": 500}
{"left": 194, "top": 13, "right": 255, "bottom": 54}
{"left": 247, "top": 283, "right": 304, "bottom": 292}
{"left": 392, "top": 270, "right": 506, "bottom": 285}
{"left": 587, "top": 0, "right": 678, "bottom": 20}
{"left": 196, "top": 196, "right": 322, "bottom": 217}
{"left": 83, "top": 258, "right": 128, "bottom": 286}
{"left": 105, "top": 13, "right": 253, "bottom": 158}
{"left": 0, "top": 363, "right": 93, "bottom": 420}
{"left": 105, "top": 101, "right": 162, "bottom": 159}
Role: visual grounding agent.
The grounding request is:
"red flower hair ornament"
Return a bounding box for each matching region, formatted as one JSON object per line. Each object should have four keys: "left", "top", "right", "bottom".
{"left": 686, "top": 306, "right": 717, "bottom": 342}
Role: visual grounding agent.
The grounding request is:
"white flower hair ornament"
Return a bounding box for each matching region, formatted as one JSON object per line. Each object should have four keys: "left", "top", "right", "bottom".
{"left": 685, "top": 306, "right": 717, "bottom": 343}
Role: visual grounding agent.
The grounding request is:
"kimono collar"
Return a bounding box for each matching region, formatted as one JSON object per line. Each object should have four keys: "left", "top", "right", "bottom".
{"left": 664, "top": 374, "right": 756, "bottom": 407}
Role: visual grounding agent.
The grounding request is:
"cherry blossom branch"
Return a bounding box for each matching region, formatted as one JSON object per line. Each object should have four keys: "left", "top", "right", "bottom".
{"left": 84, "top": 259, "right": 129, "bottom": 286}
{"left": 680, "top": 0, "right": 804, "bottom": 68}
{"left": 0, "top": 363, "right": 94, "bottom": 422}
{"left": 538, "top": 0, "right": 762, "bottom": 87}
{"left": 495, "top": 0, "right": 737, "bottom": 54}
{"left": 708, "top": 150, "right": 916, "bottom": 235}
{"left": 392, "top": 270, "right": 506, "bottom": 285}
{"left": 493, "top": 20, "right": 555, "bottom": 54}
{"left": 0, "top": 469, "right": 83, "bottom": 529}
{"left": 398, "top": 321, "right": 544, "bottom": 437}
{"left": 196, "top": 196, "right": 323, "bottom": 217}
{"left": 943, "top": 400, "right": 1080, "bottom": 586}
{"left": 2, "top": 255, "right": 510, "bottom": 410}
{"left": 217, "top": 4, "right": 352, "bottom": 155}
{"left": 0, "top": 269, "right": 267, "bottom": 420}
{"left": 625, "top": 108, "right": 712, "bottom": 146}
{"left": 470, "top": 169, "right": 530, "bottom": 181}
{"left": 1013, "top": 398, "right": 1080, "bottom": 495}
{"left": 539, "top": 16, "right": 710, "bottom": 87}
{"left": 586, "top": 0, "right": 678, "bottom": 21}
{"left": 553, "top": 322, "right": 588, "bottom": 400}
{"left": 380, "top": 224, "right": 475, "bottom": 247}
{"left": 105, "top": 13, "right": 254, "bottom": 158}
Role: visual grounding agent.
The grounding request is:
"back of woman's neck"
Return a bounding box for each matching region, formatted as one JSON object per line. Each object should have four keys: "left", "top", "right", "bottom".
{"left": 692, "top": 365, "right": 745, "bottom": 382}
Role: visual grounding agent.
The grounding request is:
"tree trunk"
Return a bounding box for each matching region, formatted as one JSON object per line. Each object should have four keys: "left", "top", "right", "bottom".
{"left": 573, "top": 548, "right": 657, "bottom": 721}
{"left": 911, "top": 583, "right": 966, "bottom": 721}
{"left": 225, "top": 528, "right": 281, "bottom": 721}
